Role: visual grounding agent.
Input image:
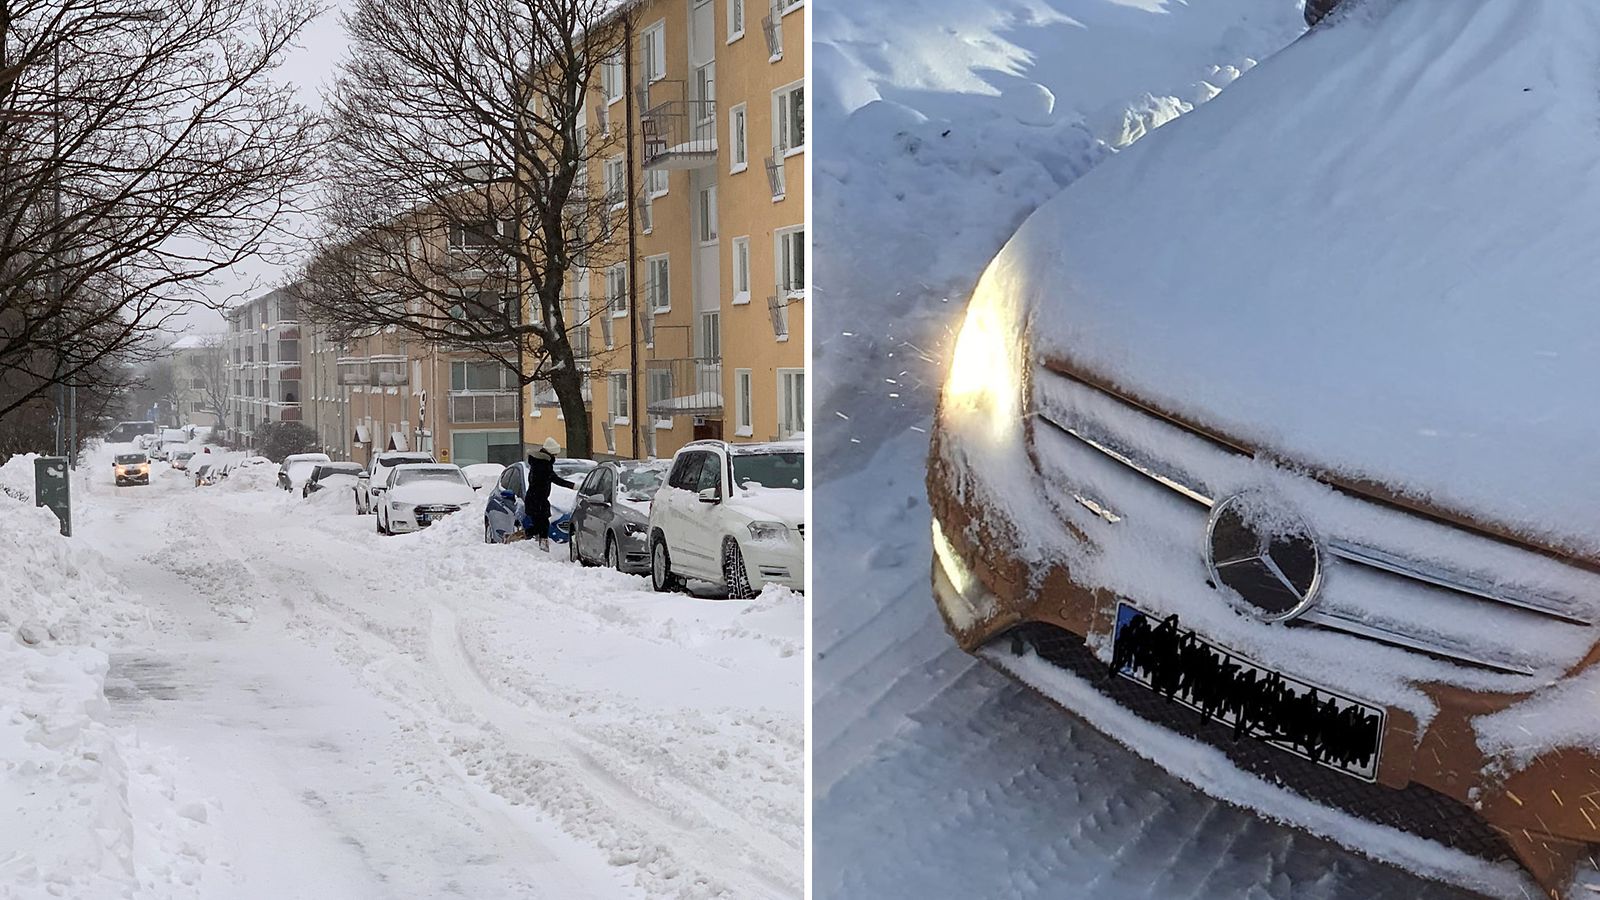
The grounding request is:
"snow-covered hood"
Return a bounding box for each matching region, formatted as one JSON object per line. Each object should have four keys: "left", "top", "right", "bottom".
{"left": 993, "top": 0, "right": 1600, "bottom": 555}
{"left": 389, "top": 481, "right": 477, "bottom": 507}
{"left": 730, "top": 487, "right": 804, "bottom": 526}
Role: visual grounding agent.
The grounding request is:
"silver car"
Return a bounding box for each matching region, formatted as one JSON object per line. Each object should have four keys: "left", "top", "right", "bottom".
{"left": 568, "top": 461, "right": 668, "bottom": 572}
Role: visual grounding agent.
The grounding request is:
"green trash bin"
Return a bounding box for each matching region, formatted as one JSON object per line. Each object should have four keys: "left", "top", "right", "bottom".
{"left": 34, "top": 456, "right": 70, "bottom": 537}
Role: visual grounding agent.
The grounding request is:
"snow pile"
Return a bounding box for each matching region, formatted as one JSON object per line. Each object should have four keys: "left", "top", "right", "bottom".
{"left": 0, "top": 638, "right": 213, "bottom": 899}
{"left": 0, "top": 478, "right": 144, "bottom": 647}
{"left": 718, "top": 585, "right": 803, "bottom": 658}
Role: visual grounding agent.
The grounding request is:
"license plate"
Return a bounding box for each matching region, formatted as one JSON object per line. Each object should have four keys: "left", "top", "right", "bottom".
{"left": 1111, "top": 603, "right": 1385, "bottom": 782}
{"left": 417, "top": 515, "right": 431, "bottom": 525}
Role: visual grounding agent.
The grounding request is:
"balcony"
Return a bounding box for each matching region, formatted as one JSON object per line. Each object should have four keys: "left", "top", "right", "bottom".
{"left": 645, "top": 357, "right": 723, "bottom": 417}
{"left": 640, "top": 86, "right": 716, "bottom": 171}
{"left": 271, "top": 402, "right": 302, "bottom": 423}
{"left": 336, "top": 358, "right": 371, "bottom": 386}
{"left": 449, "top": 392, "right": 517, "bottom": 424}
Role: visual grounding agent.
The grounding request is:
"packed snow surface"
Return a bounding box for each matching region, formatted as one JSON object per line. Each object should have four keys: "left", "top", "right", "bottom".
{"left": 815, "top": 0, "right": 1504, "bottom": 897}
{"left": 0, "top": 443, "right": 801, "bottom": 898}
{"left": 1001, "top": 0, "right": 1600, "bottom": 554}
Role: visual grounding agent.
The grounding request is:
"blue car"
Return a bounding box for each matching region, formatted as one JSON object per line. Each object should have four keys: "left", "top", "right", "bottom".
{"left": 483, "top": 461, "right": 576, "bottom": 544}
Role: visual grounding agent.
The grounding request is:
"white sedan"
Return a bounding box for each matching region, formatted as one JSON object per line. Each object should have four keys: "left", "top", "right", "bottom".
{"left": 376, "top": 464, "right": 478, "bottom": 535}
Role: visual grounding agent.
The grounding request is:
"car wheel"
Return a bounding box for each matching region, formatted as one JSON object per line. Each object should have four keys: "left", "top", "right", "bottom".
{"left": 377, "top": 510, "right": 387, "bottom": 535}
{"left": 651, "top": 536, "right": 684, "bottom": 593}
{"left": 722, "top": 538, "right": 756, "bottom": 600}
{"left": 569, "top": 531, "right": 583, "bottom": 564}
{"left": 605, "top": 536, "right": 622, "bottom": 572}
{"left": 485, "top": 521, "right": 496, "bottom": 544}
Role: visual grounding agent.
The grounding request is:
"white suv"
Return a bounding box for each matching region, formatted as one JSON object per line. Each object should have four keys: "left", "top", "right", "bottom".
{"left": 355, "top": 451, "right": 435, "bottom": 514}
{"left": 648, "top": 440, "right": 805, "bottom": 597}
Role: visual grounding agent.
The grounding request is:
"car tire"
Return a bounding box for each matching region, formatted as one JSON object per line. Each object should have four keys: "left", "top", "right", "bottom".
{"left": 485, "top": 522, "right": 496, "bottom": 544}
{"left": 569, "top": 531, "right": 584, "bottom": 564}
{"left": 722, "top": 538, "right": 756, "bottom": 600}
{"left": 605, "top": 536, "right": 623, "bottom": 572}
{"left": 650, "top": 535, "right": 684, "bottom": 593}
{"left": 377, "top": 510, "right": 387, "bottom": 535}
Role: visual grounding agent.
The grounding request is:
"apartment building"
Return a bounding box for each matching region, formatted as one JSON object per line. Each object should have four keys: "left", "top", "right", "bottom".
{"left": 522, "top": 0, "right": 806, "bottom": 460}
{"left": 221, "top": 287, "right": 304, "bottom": 444}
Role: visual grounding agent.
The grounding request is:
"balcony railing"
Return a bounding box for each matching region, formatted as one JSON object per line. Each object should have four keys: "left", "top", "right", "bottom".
{"left": 765, "top": 154, "right": 786, "bottom": 199}
{"left": 768, "top": 294, "right": 795, "bottom": 340}
{"left": 449, "top": 392, "right": 517, "bottom": 423}
{"left": 645, "top": 357, "right": 723, "bottom": 417}
{"left": 336, "top": 359, "right": 371, "bottom": 386}
{"left": 641, "top": 96, "right": 717, "bottom": 170}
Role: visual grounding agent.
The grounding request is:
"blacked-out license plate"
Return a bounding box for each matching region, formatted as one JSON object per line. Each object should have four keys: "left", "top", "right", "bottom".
{"left": 1110, "top": 603, "right": 1385, "bottom": 781}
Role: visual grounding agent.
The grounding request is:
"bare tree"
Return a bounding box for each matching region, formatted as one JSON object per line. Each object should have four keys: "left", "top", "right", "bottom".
{"left": 0, "top": 0, "right": 326, "bottom": 429}
{"left": 294, "top": 0, "right": 637, "bottom": 459}
{"left": 185, "top": 333, "right": 232, "bottom": 431}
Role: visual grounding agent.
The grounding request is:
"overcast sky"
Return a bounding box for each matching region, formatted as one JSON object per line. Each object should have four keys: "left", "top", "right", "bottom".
{"left": 168, "top": 0, "right": 352, "bottom": 336}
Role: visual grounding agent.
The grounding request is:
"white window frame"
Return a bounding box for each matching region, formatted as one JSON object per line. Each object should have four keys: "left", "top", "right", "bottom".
{"left": 646, "top": 167, "right": 669, "bottom": 199}
{"left": 734, "top": 368, "right": 753, "bottom": 437}
{"left": 777, "top": 368, "right": 804, "bottom": 439}
{"left": 697, "top": 185, "right": 718, "bottom": 244}
{"left": 646, "top": 255, "right": 671, "bottom": 313}
{"left": 699, "top": 310, "right": 721, "bottom": 360}
{"left": 641, "top": 21, "right": 666, "bottom": 84}
{"left": 729, "top": 102, "right": 748, "bottom": 174}
{"left": 601, "top": 53, "right": 623, "bottom": 103}
{"left": 731, "top": 236, "right": 751, "bottom": 305}
{"left": 609, "top": 372, "right": 631, "bottom": 425}
{"left": 780, "top": 0, "right": 803, "bottom": 14}
{"left": 649, "top": 367, "right": 674, "bottom": 430}
{"left": 727, "top": 0, "right": 745, "bottom": 42}
{"left": 773, "top": 80, "right": 804, "bottom": 157}
{"left": 572, "top": 271, "right": 592, "bottom": 359}
{"left": 604, "top": 156, "right": 627, "bottom": 209}
{"left": 776, "top": 225, "right": 804, "bottom": 300}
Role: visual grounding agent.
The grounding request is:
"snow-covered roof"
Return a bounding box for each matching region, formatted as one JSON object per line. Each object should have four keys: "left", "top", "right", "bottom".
{"left": 994, "top": 0, "right": 1600, "bottom": 554}
{"left": 647, "top": 391, "right": 723, "bottom": 413}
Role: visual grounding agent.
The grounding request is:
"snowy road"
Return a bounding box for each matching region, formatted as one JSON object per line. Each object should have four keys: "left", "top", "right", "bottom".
{"left": 59, "top": 456, "right": 802, "bottom": 899}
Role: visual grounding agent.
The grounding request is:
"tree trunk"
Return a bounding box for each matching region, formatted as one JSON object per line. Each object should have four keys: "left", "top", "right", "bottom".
{"left": 548, "top": 362, "right": 591, "bottom": 459}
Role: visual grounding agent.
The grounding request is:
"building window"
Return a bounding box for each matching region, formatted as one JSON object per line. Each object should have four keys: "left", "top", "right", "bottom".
{"left": 774, "top": 82, "right": 804, "bottom": 155}
{"left": 735, "top": 368, "right": 753, "bottom": 437}
{"left": 699, "top": 310, "right": 721, "bottom": 360}
{"left": 728, "top": 0, "right": 744, "bottom": 41}
{"left": 609, "top": 373, "right": 631, "bottom": 424}
{"left": 571, "top": 272, "right": 592, "bottom": 358}
{"left": 601, "top": 53, "right": 623, "bottom": 102}
{"left": 731, "top": 236, "right": 750, "bottom": 304}
{"left": 648, "top": 367, "right": 673, "bottom": 428}
{"left": 641, "top": 21, "right": 666, "bottom": 83}
{"left": 606, "top": 263, "right": 628, "bottom": 317}
{"left": 604, "top": 156, "right": 626, "bottom": 207}
{"left": 646, "top": 255, "right": 670, "bottom": 312}
{"left": 697, "top": 185, "right": 718, "bottom": 243}
{"left": 729, "top": 103, "right": 748, "bottom": 173}
{"left": 646, "top": 167, "right": 668, "bottom": 197}
{"left": 776, "top": 226, "right": 805, "bottom": 297}
{"left": 781, "top": 0, "right": 803, "bottom": 13}
{"left": 694, "top": 63, "right": 716, "bottom": 125}
{"left": 450, "top": 360, "right": 515, "bottom": 392}
{"left": 778, "top": 369, "right": 804, "bottom": 438}
{"left": 449, "top": 220, "right": 503, "bottom": 251}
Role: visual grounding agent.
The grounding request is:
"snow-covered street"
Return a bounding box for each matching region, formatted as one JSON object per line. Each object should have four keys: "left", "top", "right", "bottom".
{"left": 1, "top": 447, "right": 802, "bottom": 899}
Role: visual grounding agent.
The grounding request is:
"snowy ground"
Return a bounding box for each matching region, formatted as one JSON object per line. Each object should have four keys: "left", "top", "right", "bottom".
{"left": 813, "top": 1, "right": 1487, "bottom": 898}
{"left": 1, "top": 442, "right": 801, "bottom": 899}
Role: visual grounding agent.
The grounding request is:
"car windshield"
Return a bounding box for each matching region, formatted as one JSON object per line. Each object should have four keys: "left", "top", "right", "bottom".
{"left": 619, "top": 467, "right": 665, "bottom": 497}
{"left": 394, "top": 468, "right": 468, "bottom": 487}
{"left": 731, "top": 452, "right": 805, "bottom": 490}
{"left": 115, "top": 454, "right": 146, "bottom": 465}
{"left": 320, "top": 464, "right": 363, "bottom": 477}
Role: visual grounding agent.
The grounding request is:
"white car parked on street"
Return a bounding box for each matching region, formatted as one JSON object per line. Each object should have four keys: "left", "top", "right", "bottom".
{"left": 647, "top": 440, "right": 805, "bottom": 597}
{"left": 376, "top": 464, "right": 477, "bottom": 535}
{"left": 356, "top": 451, "right": 436, "bottom": 514}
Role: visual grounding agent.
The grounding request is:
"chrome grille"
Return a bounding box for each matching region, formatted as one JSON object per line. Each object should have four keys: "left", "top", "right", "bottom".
{"left": 1031, "top": 366, "right": 1597, "bottom": 677}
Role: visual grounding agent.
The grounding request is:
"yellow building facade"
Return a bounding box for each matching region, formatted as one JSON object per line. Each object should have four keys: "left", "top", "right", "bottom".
{"left": 522, "top": 0, "right": 806, "bottom": 461}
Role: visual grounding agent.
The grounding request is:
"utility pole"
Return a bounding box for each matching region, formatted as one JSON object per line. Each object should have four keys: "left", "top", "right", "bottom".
{"left": 623, "top": 15, "right": 641, "bottom": 460}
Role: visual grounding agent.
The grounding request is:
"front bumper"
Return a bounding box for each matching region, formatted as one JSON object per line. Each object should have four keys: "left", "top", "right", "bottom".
{"left": 740, "top": 536, "right": 805, "bottom": 591}
{"left": 926, "top": 420, "right": 1600, "bottom": 897}
{"left": 387, "top": 506, "right": 462, "bottom": 533}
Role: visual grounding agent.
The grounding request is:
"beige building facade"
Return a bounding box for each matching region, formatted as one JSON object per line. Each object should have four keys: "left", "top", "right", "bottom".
{"left": 522, "top": 0, "right": 806, "bottom": 461}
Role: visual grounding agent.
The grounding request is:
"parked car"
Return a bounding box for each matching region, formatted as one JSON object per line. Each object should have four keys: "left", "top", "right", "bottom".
{"left": 106, "top": 420, "right": 157, "bottom": 444}
{"left": 569, "top": 461, "right": 668, "bottom": 572}
{"left": 170, "top": 449, "right": 196, "bottom": 471}
{"left": 303, "top": 462, "right": 365, "bottom": 498}
{"left": 482, "top": 461, "right": 578, "bottom": 545}
{"left": 925, "top": 5, "right": 1600, "bottom": 895}
{"left": 192, "top": 464, "right": 220, "bottom": 487}
{"left": 460, "top": 462, "right": 506, "bottom": 492}
{"left": 238, "top": 455, "right": 271, "bottom": 467}
{"left": 113, "top": 452, "right": 150, "bottom": 486}
{"left": 647, "top": 440, "right": 804, "bottom": 597}
{"left": 376, "top": 464, "right": 476, "bottom": 535}
{"left": 276, "top": 453, "right": 331, "bottom": 492}
{"left": 356, "top": 451, "right": 435, "bottom": 514}
{"left": 553, "top": 458, "right": 598, "bottom": 483}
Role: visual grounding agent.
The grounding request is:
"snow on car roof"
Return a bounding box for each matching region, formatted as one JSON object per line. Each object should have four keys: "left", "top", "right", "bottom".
{"left": 994, "top": 0, "right": 1600, "bottom": 555}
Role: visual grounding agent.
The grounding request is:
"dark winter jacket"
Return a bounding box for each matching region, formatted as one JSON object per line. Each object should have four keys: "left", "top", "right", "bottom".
{"left": 524, "top": 453, "right": 574, "bottom": 533}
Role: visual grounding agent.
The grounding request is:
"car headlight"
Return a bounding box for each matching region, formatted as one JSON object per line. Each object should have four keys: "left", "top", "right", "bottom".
{"left": 942, "top": 273, "right": 1025, "bottom": 443}
{"left": 622, "top": 520, "right": 646, "bottom": 536}
{"left": 390, "top": 501, "right": 413, "bottom": 514}
{"left": 747, "top": 521, "right": 790, "bottom": 542}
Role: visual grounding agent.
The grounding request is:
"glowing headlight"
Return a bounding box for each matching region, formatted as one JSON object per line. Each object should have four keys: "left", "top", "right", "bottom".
{"left": 747, "top": 521, "right": 790, "bottom": 542}
{"left": 942, "top": 278, "right": 1024, "bottom": 442}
